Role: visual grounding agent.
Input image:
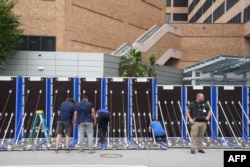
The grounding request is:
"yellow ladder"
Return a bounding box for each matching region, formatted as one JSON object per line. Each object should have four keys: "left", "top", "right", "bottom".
{"left": 28, "top": 110, "right": 50, "bottom": 145}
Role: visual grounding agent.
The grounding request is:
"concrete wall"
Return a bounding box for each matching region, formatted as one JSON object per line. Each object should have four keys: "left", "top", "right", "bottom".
{"left": 103, "top": 54, "right": 183, "bottom": 84}
{"left": 103, "top": 54, "right": 120, "bottom": 77}
{"left": 155, "top": 64, "right": 183, "bottom": 85}
{"left": 1, "top": 51, "right": 183, "bottom": 85}
{"left": 1, "top": 51, "right": 105, "bottom": 77}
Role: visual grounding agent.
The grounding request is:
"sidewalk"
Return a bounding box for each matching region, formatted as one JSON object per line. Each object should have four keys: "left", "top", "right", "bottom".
{"left": 0, "top": 148, "right": 226, "bottom": 167}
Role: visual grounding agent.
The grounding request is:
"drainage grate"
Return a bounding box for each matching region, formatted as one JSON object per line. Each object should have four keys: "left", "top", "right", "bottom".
{"left": 100, "top": 153, "right": 122, "bottom": 158}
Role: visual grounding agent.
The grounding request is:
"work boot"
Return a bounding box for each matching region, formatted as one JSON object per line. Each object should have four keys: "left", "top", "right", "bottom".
{"left": 198, "top": 149, "right": 205, "bottom": 153}
{"left": 65, "top": 148, "right": 70, "bottom": 153}
{"left": 78, "top": 149, "right": 84, "bottom": 153}
{"left": 88, "top": 150, "right": 95, "bottom": 154}
{"left": 191, "top": 149, "right": 195, "bottom": 154}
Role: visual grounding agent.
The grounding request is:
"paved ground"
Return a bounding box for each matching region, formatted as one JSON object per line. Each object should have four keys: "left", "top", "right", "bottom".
{"left": 0, "top": 148, "right": 229, "bottom": 167}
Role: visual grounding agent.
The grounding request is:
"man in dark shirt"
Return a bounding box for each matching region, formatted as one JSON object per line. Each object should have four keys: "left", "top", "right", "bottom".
{"left": 96, "top": 108, "right": 110, "bottom": 149}
{"left": 75, "top": 95, "right": 96, "bottom": 154}
{"left": 186, "top": 93, "right": 211, "bottom": 154}
{"left": 55, "top": 98, "right": 77, "bottom": 153}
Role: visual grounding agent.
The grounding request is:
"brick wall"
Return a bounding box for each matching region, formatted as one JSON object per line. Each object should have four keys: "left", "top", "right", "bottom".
{"left": 13, "top": 0, "right": 165, "bottom": 53}
{"left": 12, "top": 0, "right": 250, "bottom": 71}
{"left": 171, "top": 23, "right": 250, "bottom": 69}
{"left": 142, "top": 32, "right": 181, "bottom": 62}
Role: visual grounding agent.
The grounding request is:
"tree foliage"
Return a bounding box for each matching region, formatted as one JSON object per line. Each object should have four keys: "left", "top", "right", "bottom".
{"left": 0, "top": 0, "right": 22, "bottom": 71}
{"left": 119, "top": 47, "right": 157, "bottom": 77}
{"left": 119, "top": 47, "right": 147, "bottom": 77}
{"left": 147, "top": 52, "right": 157, "bottom": 77}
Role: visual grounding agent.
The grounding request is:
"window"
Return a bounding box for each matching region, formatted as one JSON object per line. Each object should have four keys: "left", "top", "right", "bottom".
{"left": 16, "top": 36, "right": 28, "bottom": 51}
{"left": 16, "top": 36, "right": 56, "bottom": 51}
{"left": 213, "top": 2, "right": 225, "bottom": 22}
{"left": 29, "top": 36, "right": 40, "bottom": 51}
{"left": 173, "top": 0, "right": 188, "bottom": 7}
{"left": 203, "top": 0, "right": 213, "bottom": 14}
{"left": 189, "top": 0, "right": 213, "bottom": 23}
{"left": 227, "top": 12, "right": 241, "bottom": 23}
{"left": 188, "top": 0, "right": 200, "bottom": 14}
{"left": 204, "top": 15, "right": 212, "bottom": 23}
{"left": 189, "top": 7, "right": 202, "bottom": 23}
{"left": 173, "top": 13, "right": 188, "bottom": 21}
{"left": 244, "top": 5, "right": 250, "bottom": 23}
{"left": 226, "top": 0, "right": 239, "bottom": 11}
{"left": 165, "top": 13, "right": 171, "bottom": 23}
{"left": 42, "top": 37, "right": 56, "bottom": 51}
{"left": 166, "top": 0, "right": 171, "bottom": 7}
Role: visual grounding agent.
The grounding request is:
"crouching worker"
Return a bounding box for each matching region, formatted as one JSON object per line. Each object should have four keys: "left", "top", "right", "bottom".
{"left": 96, "top": 108, "right": 110, "bottom": 149}
{"left": 148, "top": 120, "right": 166, "bottom": 142}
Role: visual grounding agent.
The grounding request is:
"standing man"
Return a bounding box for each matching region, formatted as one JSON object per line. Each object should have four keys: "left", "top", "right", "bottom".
{"left": 75, "top": 95, "right": 96, "bottom": 154}
{"left": 96, "top": 108, "right": 110, "bottom": 149}
{"left": 186, "top": 93, "right": 211, "bottom": 154}
{"left": 55, "top": 98, "right": 77, "bottom": 153}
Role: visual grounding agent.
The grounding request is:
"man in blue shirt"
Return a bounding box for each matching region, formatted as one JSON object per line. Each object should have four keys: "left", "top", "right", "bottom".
{"left": 75, "top": 95, "right": 96, "bottom": 154}
{"left": 96, "top": 108, "right": 110, "bottom": 149}
{"left": 55, "top": 98, "right": 77, "bottom": 153}
{"left": 148, "top": 120, "right": 166, "bottom": 141}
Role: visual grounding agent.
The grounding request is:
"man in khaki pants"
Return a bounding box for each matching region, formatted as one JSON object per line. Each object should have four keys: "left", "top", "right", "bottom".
{"left": 186, "top": 93, "right": 211, "bottom": 154}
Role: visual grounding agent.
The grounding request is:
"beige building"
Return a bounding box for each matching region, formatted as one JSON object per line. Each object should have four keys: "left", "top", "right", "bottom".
{"left": 166, "top": 0, "right": 250, "bottom": 24}
{"left": 12, "top": 0, "right": 250, "bottom": 71}
{"left": 188, "top": 0, "right": 250, "bottom": 23}
{"left": 164, "top": 0, "right": 250, "bottom": 69}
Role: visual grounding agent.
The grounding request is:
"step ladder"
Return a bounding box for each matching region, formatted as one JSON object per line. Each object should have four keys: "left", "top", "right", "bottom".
{"left": 28, "top": 110, "right": 51, "bottom": 145}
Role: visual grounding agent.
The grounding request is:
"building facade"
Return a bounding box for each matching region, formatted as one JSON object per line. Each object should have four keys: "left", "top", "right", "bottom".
{"left": 9, "top": 0, "right": 250, "bottom": 73}
{"left": 165, "top": 0, "right": 188, "bottom": 23}
{"left": 165, "top": 0, "right": 250, "bottom": 24}
{"left": 13, "top": 0, "right": 165, "bottom": 53}
{"left": 165, "top": 0, "right": 250, "bottom": 70}
{"left": 188, "top": 0, "right": 250, "bottom": 24}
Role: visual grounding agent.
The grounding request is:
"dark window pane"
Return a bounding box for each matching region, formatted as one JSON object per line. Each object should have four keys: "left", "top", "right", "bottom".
{"left": 226, "top": 0, "right": 239, "bottom": 11}
{"left": 204, "top": 15, "right": 212, "bottom": 23}
{"left": 166, "top": 0, "right": 171, "bottom": 7}
{"left": 173, "top": 13, "right": 188, "bottom": 21}
{"left": 29, "top": 36, "right": 41, "bottom": 51}
{"left": 174, "top": 0, "right": 188, "bottom": 7}
{"left": 166, "top": 13, "right": 171, "bottom": 23}
{"left": 189, "top": 7, "right": 202, "bottom": 23}
{"left": 244, "top": 5, "right": 250, "bottom": 23}
{"left": 188, "top": 0, "right": 200, "bottom": 14}
{"left": 16, "top": 36, "right": 28, "bottom": 51}
{"left": 213, "top": 2, "right": 225, "bottom": 22}
{"left": 42, "top": 37, "right": 56, "bottom": 51}
{"left": 189, "top": 0, "right": 212, "bottom": 23}
{"left": 203, "top": 0, "right": 213, "bottom": 13}
{"left": 227, "top": 12, "right": 241, "bottom": 23}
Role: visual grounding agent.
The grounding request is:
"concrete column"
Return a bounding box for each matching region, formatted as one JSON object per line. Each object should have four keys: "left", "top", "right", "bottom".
{"left": 191, "top": 70, "right": 196, "bottom": 85}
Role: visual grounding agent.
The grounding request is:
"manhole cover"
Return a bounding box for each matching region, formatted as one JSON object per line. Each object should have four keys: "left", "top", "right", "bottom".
{"left": 100, "top": 153, "right": 122, "bottom": 158}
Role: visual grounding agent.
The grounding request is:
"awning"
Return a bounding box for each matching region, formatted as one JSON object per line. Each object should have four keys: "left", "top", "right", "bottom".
{"left": 184, "top": 55, "right": 250, "bottom": 75}
{"left": 183, "top": 55, "right": 250, "bottom": 84}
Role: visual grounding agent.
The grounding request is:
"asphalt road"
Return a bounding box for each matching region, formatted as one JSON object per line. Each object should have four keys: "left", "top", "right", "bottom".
{"left": 0, "top": 148, "right": 228, "bottom": 167}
